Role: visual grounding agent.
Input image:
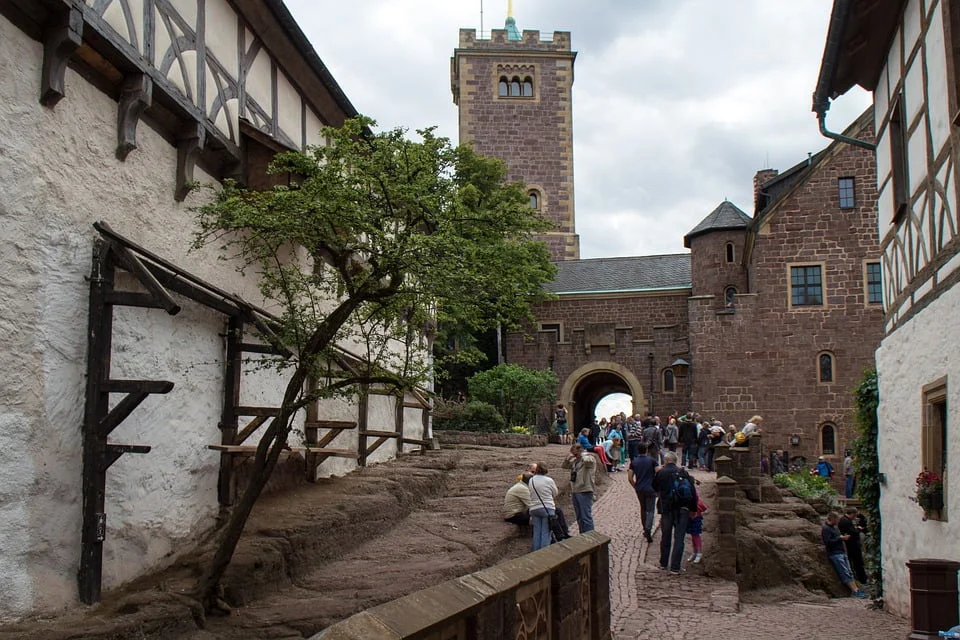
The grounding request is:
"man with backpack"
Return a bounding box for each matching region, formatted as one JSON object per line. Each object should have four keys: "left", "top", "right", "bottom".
{"left": 653, "top": 451, "right": 698, "bottom": 574}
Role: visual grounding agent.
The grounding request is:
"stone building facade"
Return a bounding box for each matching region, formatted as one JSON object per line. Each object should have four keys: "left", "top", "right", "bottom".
{"left": 459, "top": 16, "right": 884, "bottom": 469}
{"left": 451, "top": 25, "right": 579, "bottom": 261}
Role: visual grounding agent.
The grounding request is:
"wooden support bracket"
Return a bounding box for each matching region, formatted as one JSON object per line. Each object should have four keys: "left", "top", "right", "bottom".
{"left": 99, "top": 382, "right": 174, "bottom": 436}
{"left": 233, "top": 415, "right": 268, "bottom": 446}
{"left": 116, "top": 74, "right": 153, "bottom": 160}
{"left": 104, "top": 444, "right": 151, "bottom": 470}
{"left": 109, "top": 241, "right": 181, "bottom": 315}
{"left": 40, "top": 6, "right": 82, "bottom": 107}
{"left": 175, "top": 124, "right": 205, "bottom": 202}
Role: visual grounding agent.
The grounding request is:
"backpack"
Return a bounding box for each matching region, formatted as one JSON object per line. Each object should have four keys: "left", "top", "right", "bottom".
{"left": 668, "top": 471, "right": 694, "bottom": 508}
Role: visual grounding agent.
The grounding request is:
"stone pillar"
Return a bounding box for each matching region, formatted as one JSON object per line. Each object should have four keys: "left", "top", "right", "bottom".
{"left": 714, "top": 454, "right": 732, "bottom": 479}
{"left": 728, "top": 443, "right": 761, "bottom": 501}
{"left": 714, "top": 476, "right": 738, "bottom": 581}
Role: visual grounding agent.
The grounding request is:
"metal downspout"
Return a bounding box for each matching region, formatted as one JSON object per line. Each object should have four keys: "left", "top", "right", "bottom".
{"left": 812, "top": 0, "right": 876, "bottom": 151}
{"left": 817, "top": 111, "right": 876, "bottom": 151}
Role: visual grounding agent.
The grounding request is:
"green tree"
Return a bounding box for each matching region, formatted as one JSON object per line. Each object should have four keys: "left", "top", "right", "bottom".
{"left": 191, "top": 116, "right": 555, "bottom": 610}
{"left": 467, "top": 363, "right": 557, "bottom": 428}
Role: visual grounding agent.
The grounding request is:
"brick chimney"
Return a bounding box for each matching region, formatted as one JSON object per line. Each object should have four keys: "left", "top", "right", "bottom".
{"left": 753, "top": 169, "right": 778, "bottom": 214}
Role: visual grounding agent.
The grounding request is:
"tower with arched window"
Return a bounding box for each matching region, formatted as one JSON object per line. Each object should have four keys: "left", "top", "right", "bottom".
{"left": 451, "top": 12, "right": 580, "bottom": 261}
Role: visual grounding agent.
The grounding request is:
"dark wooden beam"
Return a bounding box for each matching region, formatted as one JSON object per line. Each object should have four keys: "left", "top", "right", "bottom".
{"left": 359, "top": 430, "right": 400, "bottom": 439}
{"left": 109, "top": 240, "right": 181, "bottom": 315}
{"left": 79, "top": 239, "right": 114, "bottom": 606}
{"left": 103, "top": 379, "right": 176, "bottom": 394}
{"left": 104, "top": 291, "right": 166, "bottom": 309}
{"left": 357, "top": 385, "right": 369, "bottom": 467}
{"left": 103, "top": 444, "right": 151, "bottom": 470}
{"left": 238, "top": 342, "right": 288, "bottom": 356}
{"left": 99, "top": 385, "right": 174, "bottom": 437}
{"left": 116, "top": 74, "right": 153, "bottom": 160}
{"left": 40, "top": 5, "right": 82, "bottom": 107}
{"left": 365, "top": 436, "right": 390, "bottom": 458}
{"left": 236, "top": 406, "right": 281, "bottom": 417}
{"left": 218, "top": 316, "right": 243, "bottom": 505}
{"left": 233, "top": 415, "right": 268, "bottom": 446}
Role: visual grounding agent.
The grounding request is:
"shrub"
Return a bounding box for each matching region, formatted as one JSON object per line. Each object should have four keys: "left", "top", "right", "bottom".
{"left": 432, "top": 399, "right": 505, "bottom": 432}
{"left": 773, "top": 472, "right": 839, "bottom": 505}
{"left": 467, "top": 363, "right": 557, "bottom": 427}
{"left": 508, "top": 425, "right": 531, "bottom": 435}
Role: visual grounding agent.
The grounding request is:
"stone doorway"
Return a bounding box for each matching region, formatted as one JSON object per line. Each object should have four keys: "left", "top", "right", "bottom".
{"left": 560, "top": 362, "right": 646, "bottom": 433}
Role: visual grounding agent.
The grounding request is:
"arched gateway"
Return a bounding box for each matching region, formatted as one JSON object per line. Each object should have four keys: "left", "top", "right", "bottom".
{"left": 559, "top": 362, "right": 646, "bottom": 432}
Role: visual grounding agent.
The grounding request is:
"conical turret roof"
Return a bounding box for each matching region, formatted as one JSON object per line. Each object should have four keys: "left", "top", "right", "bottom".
{"left": 683, "top": 200, "right": 751, "bottom": 247}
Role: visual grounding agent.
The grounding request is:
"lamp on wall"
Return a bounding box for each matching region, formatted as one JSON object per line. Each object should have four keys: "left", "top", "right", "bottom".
{"left": 671, "top": 358, "right": 691, "bottom": 378}
{"left": 790, "top": 434, "right": 801, "bottom": 446}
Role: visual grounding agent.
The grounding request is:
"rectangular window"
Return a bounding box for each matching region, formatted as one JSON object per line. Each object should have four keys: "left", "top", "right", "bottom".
{"left": 889, "top": 95, "right": 909, "bottom": 224}
{"left": 922, "top": 377, "right": 948, "bottom": 521}
{"left": 838, "top": 177, "right": 856, "bottom": 209}
{"left": 790, "top": 265, "right": 823, "bottom": 306}
{"left": 866, "top": 262, "right": 883, "bottom": 304}
{"left": 540, "top": 322, "right": 562, "bottom": 343}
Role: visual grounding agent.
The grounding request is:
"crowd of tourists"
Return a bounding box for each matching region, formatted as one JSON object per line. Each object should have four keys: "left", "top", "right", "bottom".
{"left": 568, "top": 409, "right": 764, "bottom": 474}
{"left": 505, "top": 408, "right": 876, "bottom": 598}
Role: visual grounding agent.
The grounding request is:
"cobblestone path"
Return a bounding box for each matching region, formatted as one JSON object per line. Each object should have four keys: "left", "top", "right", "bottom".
{"left": 592, "top": 467, "right": 911, "bottom": 640}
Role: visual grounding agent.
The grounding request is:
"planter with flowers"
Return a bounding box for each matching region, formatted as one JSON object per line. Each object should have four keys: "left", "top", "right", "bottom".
{"left": 915, "top": 470, "right": 944, "bottom": 520}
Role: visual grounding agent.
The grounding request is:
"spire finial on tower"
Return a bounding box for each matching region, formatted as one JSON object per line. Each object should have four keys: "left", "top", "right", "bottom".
{"left": 504, "top": 0, "right": 521, "bottom": 40}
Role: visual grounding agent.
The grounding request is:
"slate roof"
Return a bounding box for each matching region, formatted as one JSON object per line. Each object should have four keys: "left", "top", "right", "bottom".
{"left": 546, "top": 254, "right": 691, "bottom": 294}
{"left": 683, "top": 200, "right": 752, "bottom": 247}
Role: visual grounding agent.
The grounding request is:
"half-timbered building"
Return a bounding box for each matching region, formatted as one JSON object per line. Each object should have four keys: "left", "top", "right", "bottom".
{"left": 0, "top": 0, "right": 430, "bottom": 620}
{"left": 814, "top": 0, "right": 960, "bottom": 616}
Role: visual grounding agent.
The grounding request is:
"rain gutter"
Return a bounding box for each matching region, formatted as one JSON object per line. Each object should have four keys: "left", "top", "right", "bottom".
{"left": 811, "top": 0, "right": 876, "bottom": 151}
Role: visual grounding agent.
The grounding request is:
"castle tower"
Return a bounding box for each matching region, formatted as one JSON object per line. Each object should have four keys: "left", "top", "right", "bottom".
{"left": 451, "top": 12, "right": 580, "bottom": 261}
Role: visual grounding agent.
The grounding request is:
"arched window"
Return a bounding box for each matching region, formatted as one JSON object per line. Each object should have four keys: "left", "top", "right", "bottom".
{"left": 724, "top": 286, "right": 737, "bottom": 309}
{"left": 662, "top": 369, "right": 675, "bottom": 393}
{"left": 725, "top": 242, "right": 735, "bottom": 263}
{"left": 821, "top": 423, "right": 837, "bottom": 456}
{"left": 528, "top": 190, "right": 540, "bottom": 210}
{"left": 510, "top": 77, "right": 521, "bottom": 97}
{"left": 522, "top": 77, "right": 534, "bottom": 97}
{"left": 818, "top": 352, "right": 834, "bottom": 383}
{"left": 498, "top": 77, "right": 508, "bottom": 97}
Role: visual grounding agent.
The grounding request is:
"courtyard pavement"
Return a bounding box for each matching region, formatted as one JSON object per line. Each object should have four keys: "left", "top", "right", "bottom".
{"left": 588, "top": 466, "right": 911, "bottom": 640}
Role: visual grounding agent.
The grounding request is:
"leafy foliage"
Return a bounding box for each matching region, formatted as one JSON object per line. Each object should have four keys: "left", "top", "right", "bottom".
{"left": 852, "top": 368, "right": 882, "bottom": 592}
{"left": 190, "top": 116, "right": 556, "bottom": 608}
{"left": 773, "top": 472, "right": 839, "bottom": 504}
{"left": 466, "top": 363, "right": 557, "bottom": 427}
{"left": 433, "top": 400, "right": 507, "bottom": 433}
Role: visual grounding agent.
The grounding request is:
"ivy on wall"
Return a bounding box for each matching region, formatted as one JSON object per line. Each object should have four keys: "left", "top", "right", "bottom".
{"left": 853, "top": 368, "right": 882, "bottom": 596}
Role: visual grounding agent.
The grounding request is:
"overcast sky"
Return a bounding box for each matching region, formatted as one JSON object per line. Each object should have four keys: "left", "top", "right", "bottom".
{"left": 285, "top": 0, "right": 871, "bottom": 259}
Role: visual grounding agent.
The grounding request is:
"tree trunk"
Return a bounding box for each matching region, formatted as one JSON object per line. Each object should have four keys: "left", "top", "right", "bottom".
{"left": 195, "top": 292, "right": 371, "bottom": 614}
{"left": 196, "top": 367, "right": 305, "bottom": 612}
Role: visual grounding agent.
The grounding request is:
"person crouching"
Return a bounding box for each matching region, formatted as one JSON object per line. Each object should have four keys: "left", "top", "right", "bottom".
{"left": 503, "top": 472, "right": 533, "bottom": 527}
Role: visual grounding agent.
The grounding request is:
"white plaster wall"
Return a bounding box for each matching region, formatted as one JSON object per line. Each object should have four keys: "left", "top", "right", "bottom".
{"left": 876, "top": 283, "right": 960, "bottom": 617}
{"left": 0, "top": 15, "right": 287, "bottom": 619}
{"left": 366, "top": 394, "right": 399, "bottom": 465}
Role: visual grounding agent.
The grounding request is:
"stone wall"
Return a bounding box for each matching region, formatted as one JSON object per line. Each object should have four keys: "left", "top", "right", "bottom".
{"left": 689, "top": 118, "right": 883, "bottom": 467}
{"left": 451, "top": 28, "right": 578, "bottom": 261}
{"left": 312, "top": 531, "right": 611, "bottom": 640}
{"left": 436, "top": 431, "right": 547, "bottom": 448}
{"left": 505, "top": 290, "right": 692, "bottom": 427}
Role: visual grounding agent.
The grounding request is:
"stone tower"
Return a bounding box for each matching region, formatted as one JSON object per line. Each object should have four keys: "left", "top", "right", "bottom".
{"left": 450, "top": 14, "right": 580, "bottom": 261}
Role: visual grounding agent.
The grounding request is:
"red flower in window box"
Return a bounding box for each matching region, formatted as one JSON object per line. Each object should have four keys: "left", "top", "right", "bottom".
{"left": 915, "top": 471, "right": 944, "bottom": 519}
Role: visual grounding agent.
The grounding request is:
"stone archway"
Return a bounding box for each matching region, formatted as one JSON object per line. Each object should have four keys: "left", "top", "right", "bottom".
{"left": 559, "top": 362, "right": 646, "bottom": 432}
